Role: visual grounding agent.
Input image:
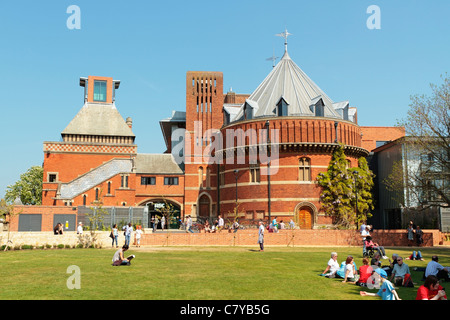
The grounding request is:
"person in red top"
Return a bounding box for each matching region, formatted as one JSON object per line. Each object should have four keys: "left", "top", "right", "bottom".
{"left": 357, "top": 257, "right": 373, "bottom": 287}
{"left": 416, "top": 275, "right": 447, "bottom": 300}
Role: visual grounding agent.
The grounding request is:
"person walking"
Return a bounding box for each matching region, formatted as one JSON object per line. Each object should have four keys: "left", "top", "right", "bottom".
{"left": 112, "top": 224, "right": 119, "bottom": 248}
{"left": 125, "top": 223, "right": 133, "bottom": 246}
{"left": 258, "top": 220, "right": 265, "bottom": 252}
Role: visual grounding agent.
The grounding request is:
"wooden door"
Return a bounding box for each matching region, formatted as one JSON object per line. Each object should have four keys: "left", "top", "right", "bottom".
{"left": 297, "top": 207, "right": 312, "bottom": 229}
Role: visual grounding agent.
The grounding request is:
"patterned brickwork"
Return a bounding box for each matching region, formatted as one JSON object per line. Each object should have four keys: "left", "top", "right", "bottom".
{"left": 43, "top": 142, "right": 137, "bottom": 154}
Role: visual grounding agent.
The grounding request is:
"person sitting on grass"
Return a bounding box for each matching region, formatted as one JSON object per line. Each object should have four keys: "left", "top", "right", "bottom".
{"left": 389, "top": 256, "right": 412, "bottom": 287}
{"left": 342, "top": 256, "right": 357, "bottom": 284}
{"left": 360, "top": 268, "right": 401, "bottom": 300}
{"left": 112, "top": 245, "right": 135, "bottom": 266}
{"left": 416, "top": 275, "right": 447, "bottom": 300}
{"left": 321, "top": 252, "right": 340, "bottom": 278}
{"left": 356, "top": 258, "right": 373, "bottom": 287}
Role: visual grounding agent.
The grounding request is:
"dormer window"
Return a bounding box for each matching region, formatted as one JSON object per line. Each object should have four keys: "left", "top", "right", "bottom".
{"left": 244, "top": 102, "right": 253, "bottom": 120}
{"left": 93, "top": 80, "right": 107, "bottom": 102}
{"left": 277, "top": 97, "right": 289, "bottom": 116}
{"left": 310, "top": 97, "right": 325, "bottom": 117}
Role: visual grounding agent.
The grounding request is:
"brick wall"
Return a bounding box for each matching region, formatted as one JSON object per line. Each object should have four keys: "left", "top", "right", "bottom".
{"left": 1, "top": 229, "right": 443, "bottom": 248}
{"left": 360, "top": 126, "right": 405, "bottom": 152}
{"left": 10, "top": 206, "right": 79, "bottom": 232}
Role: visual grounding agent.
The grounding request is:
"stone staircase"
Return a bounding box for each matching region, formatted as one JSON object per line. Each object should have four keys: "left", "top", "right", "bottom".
{"left": 58, "top": 158, "right": 133, "bottom": 199}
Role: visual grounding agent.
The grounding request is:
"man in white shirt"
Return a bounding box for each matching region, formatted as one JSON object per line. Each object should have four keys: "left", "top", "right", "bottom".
{"left": 218, "top": 215, "right": 224, "bottom": 231}
{"left": 361, "top": 226, "right": 370, "bottom": 256}
{"left": 257, "top": 221, "right": 265, "bottom": 251}
{"left": 425, "top": 256, "right": 450, "bottom": 281}
{"left": 77, "top": 222, "right": 83, "bottom": 234}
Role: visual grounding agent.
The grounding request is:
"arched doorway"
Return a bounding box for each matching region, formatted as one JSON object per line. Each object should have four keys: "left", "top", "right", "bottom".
{"left": 297, "top": 207, "right": 313, "bottom": 229}
{"left": 198, "top": 194, "right": 211, "bottom": 218}
{"left": 294, "top": 202, "right": 317, "bottom": 229}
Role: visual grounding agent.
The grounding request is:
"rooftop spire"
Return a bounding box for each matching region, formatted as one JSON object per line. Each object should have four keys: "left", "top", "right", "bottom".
{"left": 275, "top": 27, "right": 292, "bottom": 53}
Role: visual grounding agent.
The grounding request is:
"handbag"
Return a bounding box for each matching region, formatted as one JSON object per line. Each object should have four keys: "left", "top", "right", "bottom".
{"left": 110, "top": 231, "right": 114, "bottom": 239}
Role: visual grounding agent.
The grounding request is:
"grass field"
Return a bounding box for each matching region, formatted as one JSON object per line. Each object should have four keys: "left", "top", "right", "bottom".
{"left": 0, "top": 245, "right": 449, "bottom": 300}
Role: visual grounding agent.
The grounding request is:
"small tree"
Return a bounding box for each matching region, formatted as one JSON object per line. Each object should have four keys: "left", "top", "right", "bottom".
{"left": 349, "top": 157, "right": 375, "bottom": 228}
{"left": 78, "top": 188, "right": 108, "bottom": 248}
{"left": 5, "top": 166, "right": 43, "bottom": 205}
{"left": 316, "top": 145, "right": 376, "bottom": 229}
{"left": 156, "top": 198, "right": 178, "bottom": 246}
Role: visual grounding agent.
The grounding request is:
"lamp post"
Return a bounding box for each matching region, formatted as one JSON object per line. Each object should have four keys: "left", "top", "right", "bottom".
{"left": 234, "top": 169, "right": 239, "bottom": 214}
{"left": 353, "top": 170, "right": 359, "bottom": 228}
{"left": 265, "top": 120, "right": 271, "bottom": 222}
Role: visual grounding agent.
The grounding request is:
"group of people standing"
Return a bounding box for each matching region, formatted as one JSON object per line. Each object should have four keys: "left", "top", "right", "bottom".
{"left": 407, "top": 220, "right": 424, "bottom": 246}
{"left": 110, "top": 223, "right": 143, "bottom": 248}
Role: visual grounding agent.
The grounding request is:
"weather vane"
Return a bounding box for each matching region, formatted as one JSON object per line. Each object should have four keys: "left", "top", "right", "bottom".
{"left": 275, "top": 27, "right": 292, "bottom": 52}
{"left": 266, "top": 49, "right": 279, "bottom": 68}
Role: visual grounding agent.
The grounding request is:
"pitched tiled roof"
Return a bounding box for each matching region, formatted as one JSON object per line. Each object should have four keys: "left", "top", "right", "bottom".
{"left": 233, "top": 50, "right": 346, "bottom": 121}
{"left": 62, "top": 102, "right": 135, "bottom": 137}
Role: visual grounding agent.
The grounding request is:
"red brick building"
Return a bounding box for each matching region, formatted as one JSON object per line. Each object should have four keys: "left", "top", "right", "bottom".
{"left": 38, "top": 45, "right": 404, "bottom": 230}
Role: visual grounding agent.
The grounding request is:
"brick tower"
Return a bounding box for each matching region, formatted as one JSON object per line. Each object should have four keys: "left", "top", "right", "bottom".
{"left": 184, "top": 71, "right": 224, "bottom": 220}
{"left": 42, "top": 76, "right": 137, "bottom": 206}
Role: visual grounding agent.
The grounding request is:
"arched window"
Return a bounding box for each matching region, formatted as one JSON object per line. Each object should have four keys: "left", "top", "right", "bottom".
{"left": 198, "top": 195, "right": 210, "bottom": 217}
{"left": 299, "top": 158, "right": 311, "bottom": 181}
{"left": 82, "top": 194, "right": 87, "bottom": 206}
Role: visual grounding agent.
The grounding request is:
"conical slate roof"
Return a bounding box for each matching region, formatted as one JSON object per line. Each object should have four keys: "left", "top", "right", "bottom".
{"left": 233, "top": 50, "right": 347, "bottom": 121}
{"left": 62, "top": 102, "right": 135, "bottom": 137}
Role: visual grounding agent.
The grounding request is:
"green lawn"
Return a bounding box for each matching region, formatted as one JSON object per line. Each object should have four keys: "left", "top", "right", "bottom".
{"left": 0, "top": 246, "right": 449, "bottom": 300}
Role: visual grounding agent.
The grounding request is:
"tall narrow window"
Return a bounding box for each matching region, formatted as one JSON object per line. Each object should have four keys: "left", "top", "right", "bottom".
{"left": 95, "top": 188, "right": 99, "bottom": 201}
{"left": 299, "top": 158, "right": 311, "bottom": 181}
{"left": 107, "top": 181, "right": 111, "bottom": 194}
{"left": 83, "top": 195, "right": 87, "bottom": 206}
{"left": 121, "top": 174, "right": 129, "bottom": 188}
{"left": 250, "top": 164, "right": 261, "bottom": 183}
{"left": 219, "top": 165, "right": 225, "bottom": 187}
{"left": 198, "top": 167, "right": 204, "bottom": 188}
{"left": 93, "top": 80, "right": 107, "bottom": 102}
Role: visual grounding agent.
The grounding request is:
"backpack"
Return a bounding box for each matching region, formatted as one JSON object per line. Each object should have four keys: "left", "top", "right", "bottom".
{"left": 403, "top": 273, "right": 414, "bottom": 287}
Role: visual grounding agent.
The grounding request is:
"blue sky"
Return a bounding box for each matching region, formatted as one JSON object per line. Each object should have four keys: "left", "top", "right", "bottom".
{"left": 0, "top": 0, "right": 449, "bottom": 198}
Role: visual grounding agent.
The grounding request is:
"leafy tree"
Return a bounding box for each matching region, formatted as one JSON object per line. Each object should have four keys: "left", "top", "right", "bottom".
{"left": 349, "top": 157, "right": 375, "bottom": 228}
{"left": 386, "top": 75, "right": 449, "bottom": 207}
{"left": 317, "top": 145, "right": 354, "bottom": 229}
{"left": 317, "top": 146, "right": 375, "bottom": 229}
{"left": 5, "top": 166, "right": 43, "bottom": 205}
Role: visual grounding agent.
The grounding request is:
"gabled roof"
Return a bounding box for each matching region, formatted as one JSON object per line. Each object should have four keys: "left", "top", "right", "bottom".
{"left": 62, "top": 102, "right": 135, "bottom": 137}
{"left": 233, "top": 50, "right": 343, "bottom": 121}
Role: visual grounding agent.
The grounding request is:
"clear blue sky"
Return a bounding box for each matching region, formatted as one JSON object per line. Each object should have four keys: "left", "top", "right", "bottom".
{"left": 0, "top": 0, "right": 449, "bottom": 198}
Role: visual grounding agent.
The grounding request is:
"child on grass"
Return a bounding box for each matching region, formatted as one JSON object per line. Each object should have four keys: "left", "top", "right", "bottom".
{"left": 360, "top": 268, "right": 401, "bottom": 300}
